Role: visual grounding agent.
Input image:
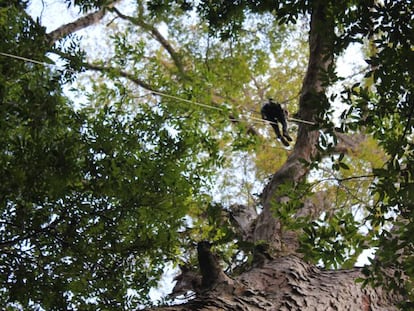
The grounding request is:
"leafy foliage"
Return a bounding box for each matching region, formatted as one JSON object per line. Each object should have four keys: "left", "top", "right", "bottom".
{"left": 338, "top": 0, "right": 414, "bottom": 304}
{"left": 0, "top": 1, "right": 221, "bottom": 309}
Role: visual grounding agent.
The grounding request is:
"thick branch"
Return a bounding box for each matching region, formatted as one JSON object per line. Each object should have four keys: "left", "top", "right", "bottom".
{"left": 47, "top": 2, "right": 119, "bottom": 43}
{"left": 197, "top": 241, "right": 232, "bottom": 290}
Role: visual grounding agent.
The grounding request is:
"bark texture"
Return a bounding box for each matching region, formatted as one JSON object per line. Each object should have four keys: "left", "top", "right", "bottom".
{"left": 157, "top": 256, "right": 398, "bottom": 310}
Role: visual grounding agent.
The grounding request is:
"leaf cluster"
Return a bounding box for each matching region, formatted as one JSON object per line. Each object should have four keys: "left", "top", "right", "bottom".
{"left": 300, "top": 210, "right": 369, "bottom": 269}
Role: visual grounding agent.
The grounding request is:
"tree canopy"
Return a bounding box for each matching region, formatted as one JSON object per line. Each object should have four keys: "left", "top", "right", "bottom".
{"left": 0, "top": 0, "right": 413, "bottom": 309}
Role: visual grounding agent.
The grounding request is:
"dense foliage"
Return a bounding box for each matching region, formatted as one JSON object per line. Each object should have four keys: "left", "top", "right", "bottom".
{"left": 0, "top": 1, "right": 221, "bottom": 309}
{"left": 342, "top": 0, "right": 414, "bottom": 301}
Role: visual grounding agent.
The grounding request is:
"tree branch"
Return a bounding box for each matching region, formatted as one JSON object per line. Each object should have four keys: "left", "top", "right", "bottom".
{"left": 335, "top": 132, "right": 366, "bottom": 154}
{"left": 109, "top": 7, "right": 187, "bottom": 78}
{"left": 84, "top": 62, "right": 157, "bottom": 92}
{"left": 197, "top": 241, "right": 232, "bottom": 290}
{"left": 47, "top": 1, "right": 119, "bottom": 44}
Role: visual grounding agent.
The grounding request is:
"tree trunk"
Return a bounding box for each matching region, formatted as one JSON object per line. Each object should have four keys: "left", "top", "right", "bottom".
{"left": 150, "top": 2, "right": 402, "bottom": 309}
{"left": 253, "top": 1, "right": 334, "bottom": 254}
{"left": 155, "top": 255, "right": 397, "bottom": 310}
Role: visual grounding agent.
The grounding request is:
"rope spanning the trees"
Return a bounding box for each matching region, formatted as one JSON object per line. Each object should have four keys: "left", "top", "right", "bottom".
{"left": 150, "top": 90, "right": 223, "bottom": 112}
{"left": 0, "top": 51, "right": 316, "bottom": 126}
{"left": 150, "top": 90, "right": 316, "bottom": 126}
{"left": 0, "top": 52, "right": 54, "bottom": 67}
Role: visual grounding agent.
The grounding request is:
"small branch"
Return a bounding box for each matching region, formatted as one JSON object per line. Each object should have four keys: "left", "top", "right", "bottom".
{"left": 310, "top": 174, "right": 376, "bottom": 189}
{"left": 84, "top": 62, "right": 157, "bottom": 92}
{"left": 109, "top": 7, "right": 187, "bottom": 78}
{"left": 334, "top": 132, "right": 366, "bottom": 154}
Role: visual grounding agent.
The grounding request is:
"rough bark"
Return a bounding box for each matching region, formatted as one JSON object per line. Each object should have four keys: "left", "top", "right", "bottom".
{"left": 156, "top": 255, "right": 398, "bottom": 311}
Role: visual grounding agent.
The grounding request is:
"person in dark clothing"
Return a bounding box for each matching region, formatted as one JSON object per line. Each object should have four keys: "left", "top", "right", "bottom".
{"left": 261, "top": 98, "right": 293, "bottom": 146}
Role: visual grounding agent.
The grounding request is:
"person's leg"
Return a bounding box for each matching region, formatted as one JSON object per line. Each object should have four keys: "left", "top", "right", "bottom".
{"left": 272, "top": 123, "right": 290, "bottom": 146}
{"left": 280, "top": 119, "right": 293, "bottom": 142}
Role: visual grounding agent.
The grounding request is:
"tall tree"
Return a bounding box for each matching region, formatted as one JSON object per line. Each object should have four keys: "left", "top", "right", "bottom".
{"left": 145, "top": 0, "right": 412, "bottom": 309}
{"left": 1, "top": 0, "right": 413, "bottom": 309}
